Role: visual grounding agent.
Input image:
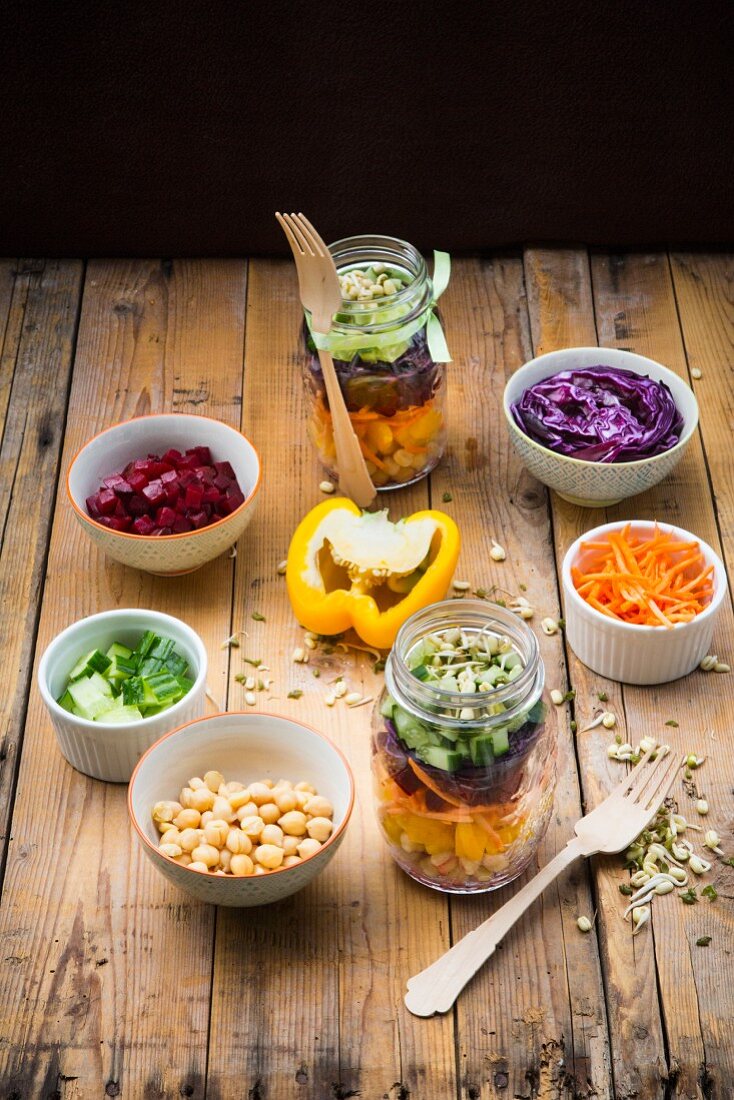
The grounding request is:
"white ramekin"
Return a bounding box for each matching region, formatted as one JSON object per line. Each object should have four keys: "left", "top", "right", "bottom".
{"left": 561, "top": 521, "right": 728, "bottom": 685}
{"left": 38, "top": 608, "right": 208, "bottom": 782}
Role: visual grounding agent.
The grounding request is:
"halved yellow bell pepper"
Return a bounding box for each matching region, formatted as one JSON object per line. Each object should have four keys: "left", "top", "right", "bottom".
{"left": 286, "top": 498, "right": 460, "bottom": 649}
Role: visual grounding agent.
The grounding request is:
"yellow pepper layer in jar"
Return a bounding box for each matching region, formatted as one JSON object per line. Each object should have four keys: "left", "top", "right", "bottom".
{"left": 286, "top": 498, "right": 460, "bottom": 650}
{"left": 309, "top": 396, "right": 444, "bottom": 487}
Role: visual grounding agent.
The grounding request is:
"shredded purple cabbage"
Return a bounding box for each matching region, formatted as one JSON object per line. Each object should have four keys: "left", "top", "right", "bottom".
{"left": 511, "top": 366, "right": 683, "bottom": 463}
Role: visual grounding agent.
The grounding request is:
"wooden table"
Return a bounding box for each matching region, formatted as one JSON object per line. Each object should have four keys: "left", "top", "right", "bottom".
{"left": 1, "top": 251, "right": 732, "bottom": 1099}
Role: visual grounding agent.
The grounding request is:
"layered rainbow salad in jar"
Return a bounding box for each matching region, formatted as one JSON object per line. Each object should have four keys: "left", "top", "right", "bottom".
{"left": 303, "top": 235, "right": 450, "bottom": 490}
{"left": 372, "top": 601, "right": 556, "bottom": 893}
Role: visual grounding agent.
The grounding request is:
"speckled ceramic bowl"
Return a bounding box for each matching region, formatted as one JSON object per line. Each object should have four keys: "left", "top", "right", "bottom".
{"left": 67, "top": 413, "right": 262, "bottom": 575}
{"left": 129, "top": 711, "right": 355, "bottom": 907}
{"left": 503, "top": 348, "right": 698, "bottom": 507}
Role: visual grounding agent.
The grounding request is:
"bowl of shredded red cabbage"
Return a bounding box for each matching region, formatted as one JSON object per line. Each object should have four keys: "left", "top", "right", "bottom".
{"left": 511, "top": 366, "right": 684, "bottom": 463}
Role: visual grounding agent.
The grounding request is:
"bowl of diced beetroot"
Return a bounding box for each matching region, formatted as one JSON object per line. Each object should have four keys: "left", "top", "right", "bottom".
{"left": 67, "top": 413, "right": 262, "bottom": 574}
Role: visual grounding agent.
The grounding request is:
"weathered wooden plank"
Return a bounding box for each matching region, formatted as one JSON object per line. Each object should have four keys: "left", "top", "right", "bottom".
{"left": 0, "top": 259, "right": 84, "bottom": 877}
{"left": 0, "top": 259, "right": 247, "bottom": 1098}
{"left": 427, "top": 254, "right": 612, "bottom": 1098}
{"left": 523, "top": 249, "right": 672, "bottom": 1100}
{"left": 206, "top": 258, "right": 458, "bottom": 1099}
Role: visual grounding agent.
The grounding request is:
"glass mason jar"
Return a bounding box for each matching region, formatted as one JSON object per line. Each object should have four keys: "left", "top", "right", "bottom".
{"left": 371, "top": 600, "right": 557, "bottom": 893}
{"left": 302, "top": 235, "right": 448, "bottom": 490}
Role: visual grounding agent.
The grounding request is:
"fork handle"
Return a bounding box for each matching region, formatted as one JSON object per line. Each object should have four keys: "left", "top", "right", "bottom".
{"left": 316, "top": 348, "right": 376, "bottom": 507}
{"left": 404, "top": 837, "right": 584, "bottom": 1017}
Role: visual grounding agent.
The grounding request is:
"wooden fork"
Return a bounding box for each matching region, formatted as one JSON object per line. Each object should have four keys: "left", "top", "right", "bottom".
{"left": 275, "top": 212, "right": 376, "bottom": 508}
{"left": 404, "top": 747, "right": 681, "bottom": 1017}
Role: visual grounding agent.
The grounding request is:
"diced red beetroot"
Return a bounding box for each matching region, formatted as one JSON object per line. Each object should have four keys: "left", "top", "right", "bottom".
{"left": 86, "top": 444, "right": 246, "bottom": 536}
{"left": 107, "top": 516, "right": 132, "bottom": 532}
{"left": 188, "top": 445, "right": 212, "bottom": 464}
{"left": 155, "top": 505, "right": 177, "bottom": 527}
{"left": 142, "top": 479, "right": 166, "bottom": 506}
{"left": 97, "top": 488, "right": 117, "bottom": 515}
{"left": 184, "top": 484, "right": 204, "bottom": 510}
{"left": 133, "top": 515, "right": 156, "bottom": 535}
{"left": 195, "top": 465, "right": 216, "bottom": 484}
{"left": 128, "top": 470, "right": 148, "bottom": 493}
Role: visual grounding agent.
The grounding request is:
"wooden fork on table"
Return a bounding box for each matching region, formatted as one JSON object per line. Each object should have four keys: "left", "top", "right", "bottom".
{"left": 405, "top": 746, "right": 681, "bottom": 1017}
{"left": 275, "top": 212, "right": 376, "bottom": 508}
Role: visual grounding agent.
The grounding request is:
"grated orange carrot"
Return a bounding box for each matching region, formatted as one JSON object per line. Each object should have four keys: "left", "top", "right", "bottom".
{"left": 572, "top": 525, "right": 713, "bottom": 627}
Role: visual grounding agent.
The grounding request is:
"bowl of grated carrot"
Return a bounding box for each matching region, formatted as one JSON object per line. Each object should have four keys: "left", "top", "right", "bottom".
{"left": 561, "top": 520, "right": 728, "bottom": 684}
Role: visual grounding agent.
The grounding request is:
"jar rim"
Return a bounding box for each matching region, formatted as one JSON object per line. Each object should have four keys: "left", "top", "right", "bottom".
{"left": 385, "top": 599, "right": 544, "bottom": 730}
{"left": 326, "top": 234, "right": 432, "bottom": 334}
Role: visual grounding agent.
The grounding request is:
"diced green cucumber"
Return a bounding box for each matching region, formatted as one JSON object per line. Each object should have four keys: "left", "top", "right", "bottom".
{"left": 133, "top": 630, "right": 158, "bottom": 662}
{"left": 380, "top": 695, "right": 396, "bottom": 719}
{"left": 68, "top": 648, "right": 112, "bottom": 680}
{"left": 410, "top": 663, "right": 430, "bottom": 681}
{"left": 166, "top": 653, "right": 189, "bottom": 677}
{"left": 102, "top": 705, "right": 144, "bottom": 724}
{"left": 491, "top": 727, "right": 510, "bottom": 756}
{"left": 122, "top": 676, "right": 158, "bottom": 708}
{"left": 418, "top": 745, "right": 464, "bottom": 772}
{"left": 469, "top": 733, "right": 495, "bottom": 766}
{"left": 105, "top": 642, "right": 134, "bottom": 684}
{"left": 68, "top": 674, "right": 116, "bottom": 720}
{"left": 57, "top": 689, "right": 76, "bottom": 713}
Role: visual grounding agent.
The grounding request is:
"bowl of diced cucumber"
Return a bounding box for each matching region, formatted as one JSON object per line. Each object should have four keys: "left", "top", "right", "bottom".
{"left": 38, "top": 608, "right": 208, "bottom": 782}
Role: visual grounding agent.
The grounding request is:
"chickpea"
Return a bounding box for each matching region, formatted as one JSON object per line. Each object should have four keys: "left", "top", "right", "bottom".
{"left": 204, "top": 770, "right": 225, "bottom": 793}
{"left": 159, "top": 842, "right": 183, "bottom": 859}
{"left": 255, "top": 844, "right": 284, "bottom": 869}
{"left": 188, "top": 777, "right": 206, "bottom": 790}
{"left": 257, "top": 778, "right": 275, "bottom": 789}
{"left": 174, "top": 853, "right": 192, "bottom": 866}
{"left": 260, "top": 824, "right": 284, "bottom": 848}
{"left": 188, "top": 861, "right": 210, "bottom": 873}
{"left": 278, "top": 810, "right": 308, "bottom": 836}
{"left": 177, "top": 828, "right": 201, "bottom": 852}
{"left": 253, "top": 865, "right": 268, "bottom": 876}
{"left": 295, "top": 781, "right": 316, "bottom": 795}
{"left": 200, "top": 811, "right": 214, "bottom": 827}
{"left": 191, "top": 844, "right": 220, "bottom": 869}
{"left": 174, "top": 808, "right": 201, "bottom": 830}
{"left": 160, "top": 827, "right": 181, "bottom": 846}
{"left": 189, "top": 787, "right": 215, "bottom": 813}
{"left": 248, "top": 782, "right": 273, "bottom": 806}
{"left": 297, "top": 838, "right": 322, "bottom": 859}
{"left": 214, "top": 870, "right": 227, "bottom": 876}
{"left": 306, "top": 817, "right": 333, "bottom": 843}
{"left": 274, "top": 789, "right": 298, "bottom": 814}
{"left": 273, "top": 778, "right": 293, "bottom": 791}
{"left": 236, "top": 801, "right": 259, "bottom": 821}
{"left": 212, "top": 796, "right": 236, "bottom": 824}
{"left": 258, "top": 802, "right": 280, "bottom": 825}
{"left": 224, "top": 780, "right": 246, "bottom": 794}
{"left": 282, "top": 835, "right": 300, "bottom": 857}
{"left": 225, "top": 829, "right": 253, "bottom": 855}
{"left": 204, "top": 820, "right": 230, "bottom": 848}
{"left": 219, "top": 849, "right": 232, "bottom": 872}
{"left": 152, "top": 800, "right": 182, "bottom": 826}
{"left": 230, "top": 853, "right": 254, "bottom": 876}
{"left": 240, "top": 815, "right": 264, "bottom": 840}
{"left": 294, "top": 790, "right": 311, "bottom": 810}
{"left": 283, "top": 855, "right": 302, "bottom": 868}
{"left": 303, "top": 795, "right": 333, "bottom": 819}
{"left": 228, "top": 789, "right": 254, "bottom": 811}
{"left": 179, "top": 787, "right": 195, "bottom": 809}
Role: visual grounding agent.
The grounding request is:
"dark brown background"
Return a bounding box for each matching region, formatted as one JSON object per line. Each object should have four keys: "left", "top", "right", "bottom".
{"left": 1, "top": 1, "right": 732, "bottom": 255}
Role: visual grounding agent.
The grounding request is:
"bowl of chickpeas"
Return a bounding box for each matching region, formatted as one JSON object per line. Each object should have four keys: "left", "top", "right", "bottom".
{"left": 128, "top": 710, "right": 355, "bottom": 906}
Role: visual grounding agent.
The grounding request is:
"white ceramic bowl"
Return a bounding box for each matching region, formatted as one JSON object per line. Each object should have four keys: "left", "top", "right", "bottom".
{"left": 561, "top": 521, "right": 727, "bottom": 684}
{"left": 38, "top": 608, "right": 208, "bottom": 781}
{"left": 503, "top": 348, "right": 699, "bottom": 507}
{"left": 128, "top": 712, "right": 355, "bottom": 907}
{"left": 67, "top": 413, "right": 262, "bottom": 575}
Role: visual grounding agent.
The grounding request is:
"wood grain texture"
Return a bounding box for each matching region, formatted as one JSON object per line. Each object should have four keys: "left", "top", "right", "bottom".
{"left": 206, "top": 258, "right": 458, "bottom": 1099}
{"left": 430, "top": 255, "right": 611, "bottom": 1099}
{"left": 0, "top": 260, "right": 247, "bottom": 1099}
{"left": 0, "top": 260, "right": 83, "bottom": 881}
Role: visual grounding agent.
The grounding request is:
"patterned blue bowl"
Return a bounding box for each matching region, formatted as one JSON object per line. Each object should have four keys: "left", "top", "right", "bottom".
{"left": 503, "top": 348, "right": 698, "bottom": 507}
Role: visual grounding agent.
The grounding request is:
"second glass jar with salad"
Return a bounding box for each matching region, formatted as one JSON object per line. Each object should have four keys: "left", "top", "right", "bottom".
{"left": 302, "top": 235, "right": 451, "bottom": 490}
{"left": 372, "top": 600, "right": 557, "bottom": 893}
